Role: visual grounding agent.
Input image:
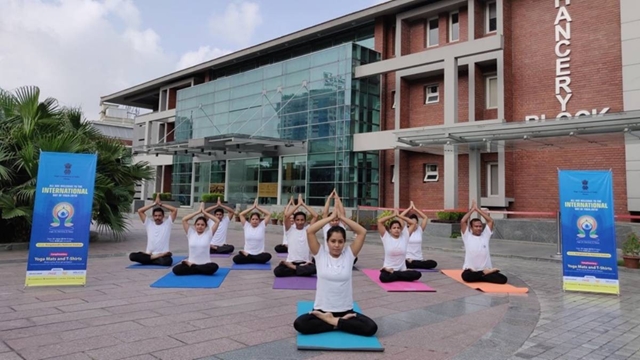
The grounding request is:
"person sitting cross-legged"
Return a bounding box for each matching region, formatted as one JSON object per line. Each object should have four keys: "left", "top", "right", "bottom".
{"left": 129, "top": 193, "right": 177, "bottom": 266}
{"left": 205, "top": 197, "right": 235, "bottom": 254}
{"left": 232, "top": 199, "right": 273, "bottom": 265}
{"left": 172, "top": 203, "right": 220, "bottom": 276}
{"left": 273, "top": 194, "right": 318, "bottom": 277}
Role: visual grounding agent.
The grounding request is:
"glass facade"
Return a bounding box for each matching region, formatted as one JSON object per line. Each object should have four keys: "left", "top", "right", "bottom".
{"left": 172, "top": 43, "right": 380, "bottom": 207}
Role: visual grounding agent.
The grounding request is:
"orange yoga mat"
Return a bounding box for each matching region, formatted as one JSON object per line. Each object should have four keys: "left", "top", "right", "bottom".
{"left": 441, "top": 269, "right": 529, "bottom": 294}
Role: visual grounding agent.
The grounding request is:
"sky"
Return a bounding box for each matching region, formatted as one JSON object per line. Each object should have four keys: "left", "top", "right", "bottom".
{"left": 0, "top": 0, "right": 389, "bottom": 118}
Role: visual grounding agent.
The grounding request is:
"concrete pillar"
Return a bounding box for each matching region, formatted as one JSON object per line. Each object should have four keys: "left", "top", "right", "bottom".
{"left": 468, "top": 61, "right": 475, "bottom": 122}
{"left": 468, "top": 0, "right": 475, "bottom": 41}
{"left": 498, "top": 142, "right": 506, "bottom": 197}
{"left": 468, "top": 147, "right": 481, "bottom": 208}
{"left": 444, "top": 57, "right": 459, "bottom": 209}
{"left": 394, "top": 148, "right": 400, "bottom": 208}
{"left": 497, "top": 54, "right": 505, "bottom": 121}
{"left": 444, "top": 145, "right": 458, "bottom": 209}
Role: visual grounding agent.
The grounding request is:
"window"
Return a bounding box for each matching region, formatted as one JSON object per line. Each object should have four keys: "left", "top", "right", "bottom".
{"left": 487, "top": 162, "right": 499, "bottom": 196}
{"left": 424, "top": 85, "right": 439, "bottom": 104}
{"left": 424, "top": 164, "right": 439, "bottom": 182}
{"left": 391, "top": 90, "right": 397, "bottom": 109}
{"left": 427, "top": 17, "right": 439, "bottom": 47}
{"left": 486, "top": 1, "right": 497, "bottom": 33}
{"left": 391, "top": 165, "right": 396, "bottom": 183}
{"left": 486, "top": 76, "right": 498, "bottom": 109}
{"left": 449, "top": 12, "right": 459, "bottom": 42}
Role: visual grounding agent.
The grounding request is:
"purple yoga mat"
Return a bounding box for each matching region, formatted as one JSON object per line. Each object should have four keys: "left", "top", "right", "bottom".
{"left": 273, "top": 276, "right": 317, "bottom": 290}
{"left": 210, "top": 253, "right": 232, "bottom": 258}
{"left": 414, "top": 268, "right": 439, "bottom": 272}
{"left": 276, "top": 252, "right": 288, "bottom": 258}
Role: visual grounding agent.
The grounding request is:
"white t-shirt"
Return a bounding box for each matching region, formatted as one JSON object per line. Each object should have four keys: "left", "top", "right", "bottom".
{"left": 187, "top": 227, "right": 213, "bottom": 265}
{"left": 322, "top": 223, "right": 346, "bottom": 243}
{"left": 210, "top": 216, "right": 230, "bottom": 246}
{"left": 381, "top": 228, "right": 410, "bottom": 271}
{"left": 313, "top": 245, "right": 355, "bottom": 312}
{"left": 406, "top": 226, "right": 423, "bottom": 261}
{"left": 462, "top": 226, "right": 493, "bottom": 271}
{"left": 285, "top": 225, "right": 311, "bottom": 263}
{"left": 144, "top": 217, "right": 173, "bottom": 254}
{"left": 281, "top": 224, "right": 288, "bottom": 245}
{"left": 243, "top": 220, "right": 266, "bottom": 255}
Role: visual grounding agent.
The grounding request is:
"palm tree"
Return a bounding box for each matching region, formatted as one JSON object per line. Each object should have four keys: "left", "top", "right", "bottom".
{"left": 0, "top": 86, "right": 152, "bottom": 242}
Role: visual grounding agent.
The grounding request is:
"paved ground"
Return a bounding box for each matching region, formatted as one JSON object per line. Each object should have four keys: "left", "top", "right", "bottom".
{"left": 0, "top": 219, "right": 639, "bottom": 360}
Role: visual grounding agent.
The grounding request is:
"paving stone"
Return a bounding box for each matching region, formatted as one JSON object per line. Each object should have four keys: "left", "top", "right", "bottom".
{"left": 84, "top": 336, "right": 184, "bottom": 360}
{"left": 16, "top": 335, "right": 122, "bottom": 360}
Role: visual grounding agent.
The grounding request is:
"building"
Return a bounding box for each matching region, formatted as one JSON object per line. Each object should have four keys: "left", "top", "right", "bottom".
{"left": 90, "top": 103, "right": 135, "bottom": 147}
{"left": 101, "top": 0, "right": 640, "bottom": 216}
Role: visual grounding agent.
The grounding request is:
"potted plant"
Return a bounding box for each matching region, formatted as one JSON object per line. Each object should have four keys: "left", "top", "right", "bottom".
{"left": 201, "top": 193, "right": 224, "bottom": 209}
{"left": 376, "top": 210, "right": 394, "bottom": 229}
{"left": 622, "top": 233, "right": 640, "bottom": 269}
{"left": 152, "top": 192, "right": 180, "bottom": 208}
{"left": 270, "top": 211, "right": 280, "bottom": 225}
{"left": 426, "top": 211, "right": 465, "bottom": 238}
{"left": 368, "top": 217, "right": 378, "bottom": 231}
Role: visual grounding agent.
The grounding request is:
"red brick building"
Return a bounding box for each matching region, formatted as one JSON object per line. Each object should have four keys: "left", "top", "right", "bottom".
{"left": 354, "top": 0, "right": 640, "bottom": 217}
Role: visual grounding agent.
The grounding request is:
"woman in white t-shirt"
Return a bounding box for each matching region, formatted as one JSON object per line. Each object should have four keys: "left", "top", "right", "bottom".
{"left": 233, "top": 199, "right": 272, "bottom": 264}
{"left": 460, "top": 200, "right": 507, "bottom": 284}
{"left": 321, "top": 190, "right": 358, "bottom": 265}
{"left": 293, "top": 194, "right": 377, "bottom": 336}
{"left": 377, "top": 209, "right": 422, "bottom": 283}
{"left": 404, "top": 201, "right": 438, "bottom": 270}
{"left": 172, "top": 203, "right": 221, "bottom": 276}
{"left": 275, "top": 197, "right": 294, "bottom": 254}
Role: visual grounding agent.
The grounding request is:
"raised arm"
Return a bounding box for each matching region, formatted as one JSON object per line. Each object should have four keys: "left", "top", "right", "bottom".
{"left": 137, "top": 196, "right": 158, "bottom": 223}
{"left": 200, "top": 208, "right": 221, "bottom": 235}
{"left": 397, "top": 213, "right": 417, "bottom": 235}
{"left": 411, "top": 201, "right": 429, "bottom": 231}
{"left": 284, "top": 200, "right": 301, "bottom": 231}
{"left": 306, "top": 212, "right": 336, "bottom": 256}
{"left": 182, "top": 206, "right": 203, "bottom": 234}
{"left": 159, "top": 199, "right": 179, "bottom": 222}
{"left": 340, "top": 214, "right": 367, "bottom": 257}
{"left": 238, "top": 203, "right": 255, "bottom": 226}
{"left": 377, "top": 211, "right": 397, "bottom": 237}
{"left": 298, "top": 197, "right": 318, "bottom": 225}
{"left": 255, "top": 205, "right": 272, "bottom": 225}
{"left": 460, "top": 200, "right": 477, "bottom": 235}
{"left": 322, "top": 190, "right": 336, "bottom": 218}
{"left": 475, "top": 204, "right": 494, "bottom": 232}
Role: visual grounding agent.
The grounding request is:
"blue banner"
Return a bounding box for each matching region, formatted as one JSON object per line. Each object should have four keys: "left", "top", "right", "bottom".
{"left": 25, "top": 152, "right": 98, "bottom": 287}
{"left": 558, "top": 170, "right": 619, "bottom": 295}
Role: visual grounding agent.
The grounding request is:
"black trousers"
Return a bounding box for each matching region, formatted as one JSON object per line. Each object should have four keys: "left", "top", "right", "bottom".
{"left": 462, "top": 269, "right": 508, "bottom": 284}
{"left": 233, "top": 252, "right": 272, "bottom": 264}
{"left": 172, "top": 262, "right": 219, "bottom": 276}
{"left": 273, "top": 262, "right": 316, "bottom": 277}
{"left": 379, "top": 269, "right": 422, "bottom": 283}
{"left": 294, "top": 309, "right": 377, "bottom": 336}
{"left": 274, "top": 244, "right": 288, "bottom": 253}
{"left": 210, "top": 244, "right": 234, "bottom": 254}
{"left": 406, "top": 259, "right": 438, "bottom": 269}
{"left": 129, "top": 252, "right": 172, "bottom": 266}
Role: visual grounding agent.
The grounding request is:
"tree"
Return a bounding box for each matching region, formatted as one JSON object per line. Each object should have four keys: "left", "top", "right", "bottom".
{"left": 0, "top": 86, "right": 152, "bottom": 242}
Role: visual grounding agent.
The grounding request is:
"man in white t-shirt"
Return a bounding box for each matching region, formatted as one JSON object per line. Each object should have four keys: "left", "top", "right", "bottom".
{"left": 205, "top": 197, "right": 235, "bottom": 254}
{"left": 129, "top": 194, "right": 178, "bottom": 266}
{"left": 460, "top": 200, "right": 507, "bottom": 284}
{"left": 274, "top": 195, "right": 318, "bottom": 277}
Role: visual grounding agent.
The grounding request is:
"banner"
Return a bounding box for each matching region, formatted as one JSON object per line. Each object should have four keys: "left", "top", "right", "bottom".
{"left": 558, "top": 170, "right": 619, "bottom": 295}
{"left": 25, "top": 152, "right": 98, "bottom": 287}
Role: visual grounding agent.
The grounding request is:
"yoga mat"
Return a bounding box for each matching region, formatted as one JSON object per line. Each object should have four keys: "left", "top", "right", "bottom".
{"left": 296, "top": 301, "right": 384, "bottom": 352}
{"left": 231, "top": 263, "right": 272, "bottom": 270}
{"left": 276, "top": 252, "right": 288, "bottom": 258}
{"left": 273, "top": 276, "right": 317, "bottom": 290}
{"left": 414, "top": 268, "right": 439, "bottom": 272}
{"left": 210, "top": 253, "right": 232, "bottom": 258}
{"left": 362, "top": 269, "right": 436, "bottom": 292}
{"left": 150, "top": 268, "right": 230, "bottom": 288}
{"left": 441, "top": 269, "right": 529, "bottom": 294}
{"left": 126, "top": 256, "right": 187, "bottom": 269}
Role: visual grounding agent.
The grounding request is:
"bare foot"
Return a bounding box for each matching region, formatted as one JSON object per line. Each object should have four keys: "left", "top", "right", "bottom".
{"left": 311, "top": 311, "right": 338, "bottom": 327}
{"left": 240, "top": 250, "right": 248, "bottom": 256}
{"left": 341, "top": 313, "right": 357, "bottom": 320}
{"left": 164, "top": 251, "right": 172, "bottom": 257}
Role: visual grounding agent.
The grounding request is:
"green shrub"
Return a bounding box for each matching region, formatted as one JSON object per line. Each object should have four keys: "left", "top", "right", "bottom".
{"left": 152, "top": 192, "right": 173, "bottom": 201}
{"left": 622, "top": 233, "right": 640, "bottom": 257}
{"left": 201, "top": 193, "right": 224, "bottom": 202}
{"left": 436, "top": 211, "right": 466, "bottom": 222}
{"left": 377, "top": 210, "right": 395, "bottom": 227}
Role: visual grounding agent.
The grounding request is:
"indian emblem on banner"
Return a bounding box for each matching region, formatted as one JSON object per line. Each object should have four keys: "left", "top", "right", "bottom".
{"left": 577, "top": 215, "right": 598, "bottom": 239}
{"left": 64, "top": 163, "right": 72, "bottom": 175}
{"left": 51, "top": 202, "right": 74, "bottom": 227}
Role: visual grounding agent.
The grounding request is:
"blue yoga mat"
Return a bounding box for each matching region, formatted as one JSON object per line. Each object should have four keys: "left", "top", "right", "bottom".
{"left": 126, "top": 256, "right": 187, "bottom": 269}
{"left": 231, "top": 263, "right": 272, "bottom": 270}
{"left": 150, "top": 268, "right": 230, "bottom": 288}
{"left": 296, "top": 301, "right": 384, "bottom": 351}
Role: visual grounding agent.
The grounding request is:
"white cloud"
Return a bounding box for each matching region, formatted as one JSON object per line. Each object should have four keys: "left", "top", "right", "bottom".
{"left": 0, "top": 0, "right": 174, "bottom": 118}
{"left": 209, "top": 1, "right": 262, "bottom": 46}
{"left": 176, "top": 46, "right": 232, "bottom": 71}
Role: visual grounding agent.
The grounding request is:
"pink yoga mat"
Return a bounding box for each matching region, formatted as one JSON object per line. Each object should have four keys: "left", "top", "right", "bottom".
{"left": 273, "top": 276, "right": 317, "bottom": 290}
{"left": 362, "top": 269, "right": 436, "bottom": 292}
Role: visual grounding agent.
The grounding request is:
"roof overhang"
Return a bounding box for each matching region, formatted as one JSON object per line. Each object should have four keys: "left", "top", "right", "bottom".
{"left": 133, "top": 134, "right": 306, "bottom": 156}
{"left": 101, "top": 0, "right": 435, "bottom": 108}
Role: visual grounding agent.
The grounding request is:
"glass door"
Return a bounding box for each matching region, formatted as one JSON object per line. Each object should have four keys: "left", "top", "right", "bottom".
{"left": 280, "top": 155, "right": 306, "bottom": 204}
{"left": 227, "top": 158, "right": 259, "bottom": 206}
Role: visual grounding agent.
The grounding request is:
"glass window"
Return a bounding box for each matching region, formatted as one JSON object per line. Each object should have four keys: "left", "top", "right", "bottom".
{"left": 425, "top": 85, "right": 439, "bottom": 104}
{"left": 488, "top": 162, "right": 499, "bottom": 196}
{"left": 427, "top": 18, "right": 439, "bottom": 47}
{"left": 486, "top": 76, "right": 498, "bottom": 109}
{"left": 486, "top": 1, "right": 497, "bottom": 33}
{"left": 450, "top": 12, "right": 459, "bottom": 42}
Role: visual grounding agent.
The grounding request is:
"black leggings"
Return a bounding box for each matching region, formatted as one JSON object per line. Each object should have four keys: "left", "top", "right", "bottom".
{"left": 210, "top": 244, "right": 234, "bottom": 254}
{"left": 406, "top": 259, "right": 438, "bottom": 269}
{"left": 129, "top": 252, "right": 172, "bottom": 266}
{"left": 172, "top": 262, "right": 219, "bottom": 276}
{"left": 274, "top": 244, "right": 288, "bottom": 253}
{"left": 233, "top": 252, "right": 272, "bottom": 264}
{"left": 294, "top": 309, "right": 377, "bottom": 336}
{"left": 379, "top": 269, "right": 422, "bottom": 283}
{"left": 273, "top": 262, "right": 316, "bottom": 277}
{"left": 462, "top": 269, "right": 508, "bottom": 284}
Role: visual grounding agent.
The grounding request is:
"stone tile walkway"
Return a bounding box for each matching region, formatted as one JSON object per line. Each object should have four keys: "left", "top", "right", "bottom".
{"left": 0, "top": 220, "right": 638, "bottom": 359}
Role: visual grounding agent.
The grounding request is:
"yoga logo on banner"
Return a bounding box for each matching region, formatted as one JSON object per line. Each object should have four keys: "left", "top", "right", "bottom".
{"left": 25, "top": 152, "right": 98, "bottom": 287}
{"left": 558, "top": 170, "right": 619, "bottom": 295}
